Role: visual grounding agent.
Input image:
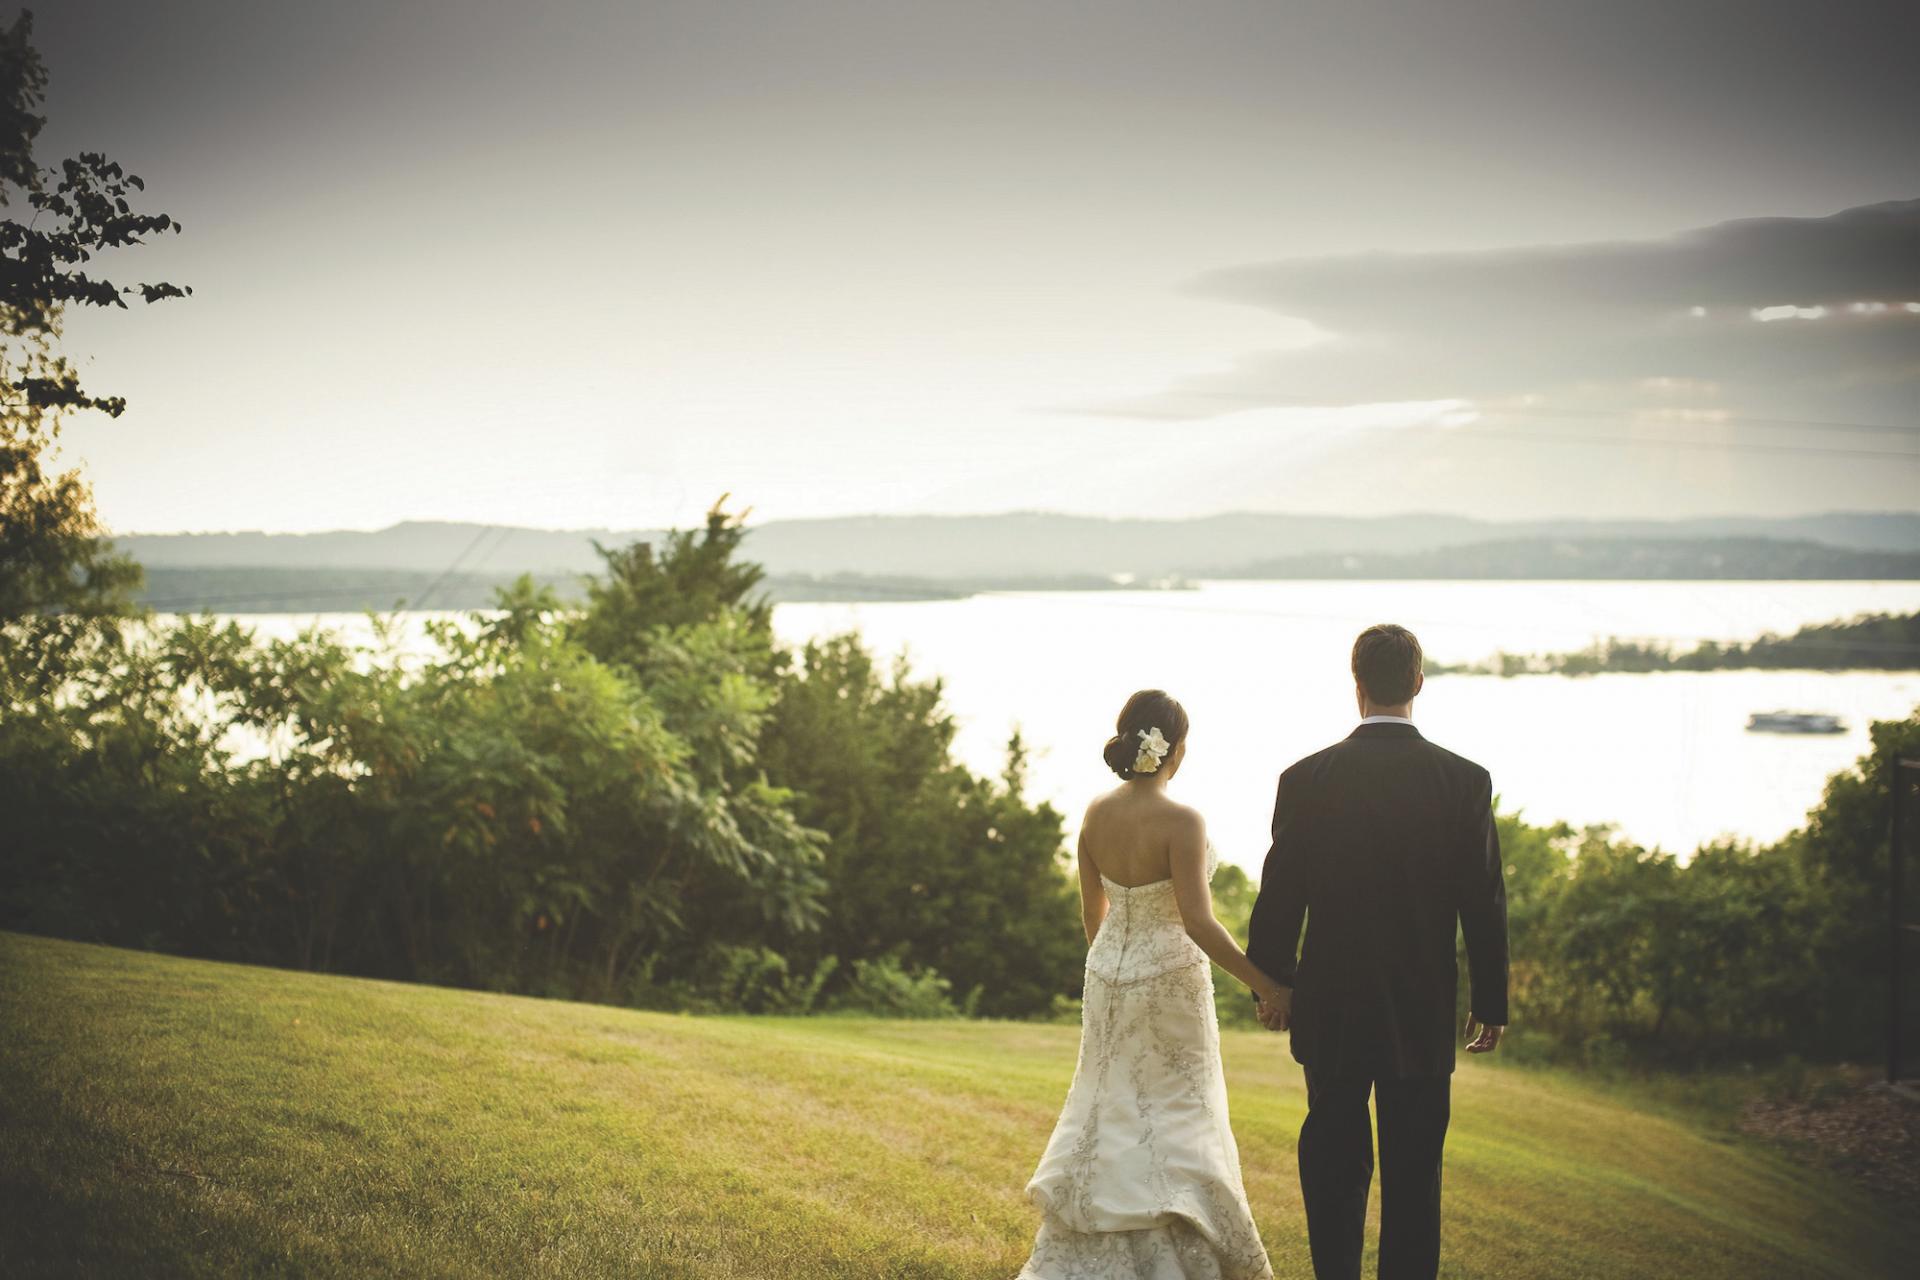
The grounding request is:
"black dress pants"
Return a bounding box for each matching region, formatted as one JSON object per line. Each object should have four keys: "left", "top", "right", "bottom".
{"left": 1297, "top": 1066, "right": 1452, "bottom": 1280}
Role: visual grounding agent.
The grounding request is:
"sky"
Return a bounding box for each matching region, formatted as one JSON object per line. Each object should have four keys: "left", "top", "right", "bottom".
{"left": 32, "top": 0, "right": 1920, "bottom": 534}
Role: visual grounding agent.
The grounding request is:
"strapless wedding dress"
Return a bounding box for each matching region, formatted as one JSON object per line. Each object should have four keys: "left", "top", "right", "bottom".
{"left": 1019, "top": 846, "right": 1272, "bottom": 1280}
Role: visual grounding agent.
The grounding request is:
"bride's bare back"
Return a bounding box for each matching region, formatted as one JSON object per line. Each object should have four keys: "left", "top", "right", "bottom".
{"left": 1079, "top": 785, "right": 1195, "bottom": 887}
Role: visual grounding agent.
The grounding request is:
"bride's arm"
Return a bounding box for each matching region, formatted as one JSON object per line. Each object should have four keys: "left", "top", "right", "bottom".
{"left": 1076, "top": 825, "right": 1108, "bottom": 945}
{"left": 1169, "top": 809, "right": 1285, "bottom": 1003}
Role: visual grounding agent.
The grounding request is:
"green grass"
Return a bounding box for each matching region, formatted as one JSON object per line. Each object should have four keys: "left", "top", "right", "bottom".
{"left": 0, "top": 931, "right": 1907, "bottom": 1279}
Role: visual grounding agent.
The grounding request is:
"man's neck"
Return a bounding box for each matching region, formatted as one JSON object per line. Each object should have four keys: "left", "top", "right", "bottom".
{"left": 1359, "top": 708, "right": 1413, "bottom": 722}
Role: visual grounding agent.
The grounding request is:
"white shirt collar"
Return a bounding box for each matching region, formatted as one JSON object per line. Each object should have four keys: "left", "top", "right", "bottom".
{"left": 1358, "top": 714, "right": 1414, "bottom": 726}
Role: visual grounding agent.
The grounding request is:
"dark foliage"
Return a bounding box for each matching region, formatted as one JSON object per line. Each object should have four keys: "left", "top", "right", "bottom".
{"left": 3, "top": 501, "right": 1084, "bottom": 1019}
{"left": 1489, "top": 710, "right": 1920, "bottom": 1066}
{"left": 1438, "top": 610, "right": 1920, "bottom": 676}
{"left": 761, "top": 637, "right": 1082, "bottom": 1017}
{"left": 1, "top": 11, "right": 182, "bottom": 651}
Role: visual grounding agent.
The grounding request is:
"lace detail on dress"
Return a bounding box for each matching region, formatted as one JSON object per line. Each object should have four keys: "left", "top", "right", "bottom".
{"left": 1084, "top": 852, "right": 1209, "bottom": 987}
{"left": 1019, "top": 843, "right": 1271, "bottom": 1280}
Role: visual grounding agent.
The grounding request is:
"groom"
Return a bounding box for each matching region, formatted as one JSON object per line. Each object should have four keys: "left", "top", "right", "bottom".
{"left": 1246, "top": 623, "right": 1508, "bottom": 1280}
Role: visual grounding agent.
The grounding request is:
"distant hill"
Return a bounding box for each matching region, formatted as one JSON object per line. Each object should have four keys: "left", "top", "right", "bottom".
{"left": 118, "top": 511, "right": 1920, "bottom": 582}
{"left": 1218, "top": 537, "right": 1920, "bottom": 581}
{"left": 118, "top": 523, "right": 633, "bottom": 574}
{"left": 136, "top": 535, "right": 1918, "bottom": 615}
{"left": 133, "top": 567, "right": 1134, "bottom": 613}
{"left": 135, "top": 568, "right": 587, "bottom": 614}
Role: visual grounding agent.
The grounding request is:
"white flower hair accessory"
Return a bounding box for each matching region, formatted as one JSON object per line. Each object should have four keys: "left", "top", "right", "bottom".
{"left": 1133, "top": 726, "right": 1171, "bottom": 774}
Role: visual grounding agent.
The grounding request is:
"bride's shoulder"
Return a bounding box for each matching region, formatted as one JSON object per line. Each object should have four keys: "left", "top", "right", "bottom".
{"left": 1155, "top": 797, "right": 1208, "bottom": 840}
{"left": 1079, "top": 788, "right": 1126, "bottom": 837}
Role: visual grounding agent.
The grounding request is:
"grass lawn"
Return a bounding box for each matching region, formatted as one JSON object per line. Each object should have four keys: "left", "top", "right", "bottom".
{"left": 1, "top": 930, "right": 1907, "bottom": 1279}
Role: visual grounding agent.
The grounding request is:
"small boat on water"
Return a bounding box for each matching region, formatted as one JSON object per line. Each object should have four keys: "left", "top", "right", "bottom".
{"left": 1746, "top": 710, "right": 1847, "bottom": 734}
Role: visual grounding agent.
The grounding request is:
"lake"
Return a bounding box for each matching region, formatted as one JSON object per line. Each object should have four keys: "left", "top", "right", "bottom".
{"left": 772, "top": 580, "right": 1920, "bottom": 869}
{"left": 219, "top": 580, "right": 1920, "bottom": 872}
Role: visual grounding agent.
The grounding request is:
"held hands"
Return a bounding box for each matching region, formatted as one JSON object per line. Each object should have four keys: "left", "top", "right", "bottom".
{"left": 1464, "top": 1013, "right": 1504, "bottom": 1054}
{"left": 1252, "top": 991, "right": 1503, "bottom": 1048}
{"left": 1254, "top": 983, "right": 1291, "bottom": 1033}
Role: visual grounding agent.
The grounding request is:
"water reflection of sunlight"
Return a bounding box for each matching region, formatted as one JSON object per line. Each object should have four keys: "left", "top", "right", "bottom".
{"left": 772, "top": 581, "right": 1920, "bottom": 864}
{"left": 1743, "top": 300, "right": 1920, "bottom": 321}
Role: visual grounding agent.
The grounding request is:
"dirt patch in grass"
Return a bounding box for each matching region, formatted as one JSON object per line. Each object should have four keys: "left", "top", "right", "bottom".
{"left": 1739, "top": 1080, "right": 1920, "bottom": 1204}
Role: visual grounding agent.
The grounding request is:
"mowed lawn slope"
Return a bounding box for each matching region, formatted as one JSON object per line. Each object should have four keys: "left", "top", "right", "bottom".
{"left": 0, "top": 932, "right": 1906, "bottom": 1280}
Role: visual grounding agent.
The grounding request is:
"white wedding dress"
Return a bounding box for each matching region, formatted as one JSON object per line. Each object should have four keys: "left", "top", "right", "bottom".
{"left": 1019, "top": 845, "right": 1273, "bottom": 1280}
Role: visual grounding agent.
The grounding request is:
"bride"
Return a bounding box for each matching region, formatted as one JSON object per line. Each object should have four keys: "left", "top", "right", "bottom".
{"left": 1018, "top": 690, "right": 1280, "bottom": 1280}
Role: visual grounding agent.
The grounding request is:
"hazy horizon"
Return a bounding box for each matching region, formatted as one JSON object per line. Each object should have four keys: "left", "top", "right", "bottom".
{"left": 36, "top": 1, "right": 1920, "bottom": 536}
{"left": 118, "top": 505, "right": 1920, "bottom": 541}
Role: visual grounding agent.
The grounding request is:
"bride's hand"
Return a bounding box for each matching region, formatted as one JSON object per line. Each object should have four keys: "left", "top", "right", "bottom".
{"left": 1254, "top": 981, "right": 1291, "bottom": 1031}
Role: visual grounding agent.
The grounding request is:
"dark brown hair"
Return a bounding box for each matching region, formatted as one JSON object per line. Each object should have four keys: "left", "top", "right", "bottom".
{"left": 1352, "top": 624, "right": 1423, "bottom": 705}
{"left": 1102, "top": 689, "right": 1189, "bottom": 780}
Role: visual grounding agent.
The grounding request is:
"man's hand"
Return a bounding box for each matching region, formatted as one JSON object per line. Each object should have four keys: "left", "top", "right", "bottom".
{"left": 1464, "top": 1013, "right": 1504, "bottom": 1053}
{"left": 1256, "top": 985, "right": 1292, "bottom": 1032}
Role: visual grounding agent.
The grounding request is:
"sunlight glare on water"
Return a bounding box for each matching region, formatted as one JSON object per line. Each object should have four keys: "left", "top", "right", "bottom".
{"left": 772, "top": 580, "right": 1920, "bottom": 866}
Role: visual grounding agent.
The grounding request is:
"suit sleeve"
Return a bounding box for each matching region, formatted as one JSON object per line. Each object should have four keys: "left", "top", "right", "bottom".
{"left": 1457, "top": 772, "right": 1509, "bottom": 1026}
{"left": 1245, "top": 769, "right": 1309, "bottom": 990}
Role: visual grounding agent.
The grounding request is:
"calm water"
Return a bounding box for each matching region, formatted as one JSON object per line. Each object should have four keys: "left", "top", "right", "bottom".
{"left": 772, "top": 581, "right": 1920, "bottom": 868}
{"left": 220, "top": 580, "right": 1920, "bottom": 870}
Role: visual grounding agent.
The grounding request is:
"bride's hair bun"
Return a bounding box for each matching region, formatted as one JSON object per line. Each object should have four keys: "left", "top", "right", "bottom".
{"left": 1103, "top": 689, "right": 1190, "bottom": 780}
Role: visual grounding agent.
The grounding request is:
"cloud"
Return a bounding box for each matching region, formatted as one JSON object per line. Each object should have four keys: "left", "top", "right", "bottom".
{"left": 1108, "top": 199, "right": 1920, "bottom": 427}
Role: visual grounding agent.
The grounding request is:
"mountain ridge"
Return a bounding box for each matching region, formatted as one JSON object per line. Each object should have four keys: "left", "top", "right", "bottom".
{"left": 118, "top": 510, "right": 1920, "bottom": 580}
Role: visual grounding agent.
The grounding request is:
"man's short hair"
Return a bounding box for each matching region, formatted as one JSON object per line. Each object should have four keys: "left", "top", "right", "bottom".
{"left": 1352, "top": 624, "right": 1422, "bottom": 705}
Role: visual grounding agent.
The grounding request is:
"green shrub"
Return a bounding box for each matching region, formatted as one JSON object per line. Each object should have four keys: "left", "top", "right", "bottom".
{"left": 827, "top": 957, "right": 963, "bottom": 1018}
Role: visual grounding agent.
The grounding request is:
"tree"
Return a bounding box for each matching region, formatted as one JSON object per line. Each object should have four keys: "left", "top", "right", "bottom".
{"left": 761, "top": 635, "right": 1082, "bottom": 1018}
{"left": 0, "top": 582, "right": 830, "bottom": 1003}
{"left": 1208, "top": 859, "right": 1261, "bottom": 1027}
{"left": 571, "top": 509, "right": 834, "bottom": 997}
{"left": 0, "top": 10, "right": 188, "bottom": 632}
{"left": 578, "top": 506, "right": 1085, "bottom": 1016}
{"left": 573, "top": 500, "right": 772, "bottom": 672}
{"left": 1781, "top": 710, "right": 1920, "bottom": 1056}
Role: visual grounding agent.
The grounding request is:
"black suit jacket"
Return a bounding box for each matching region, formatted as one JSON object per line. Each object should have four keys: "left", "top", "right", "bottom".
{"left": 1245, "top": 722, "right": 1508, "bottom": 1079}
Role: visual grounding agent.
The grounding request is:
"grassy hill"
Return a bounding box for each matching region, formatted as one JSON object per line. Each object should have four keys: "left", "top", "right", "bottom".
{"left": 1, "top": 932, "right": 1907, "bottom": 1279}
